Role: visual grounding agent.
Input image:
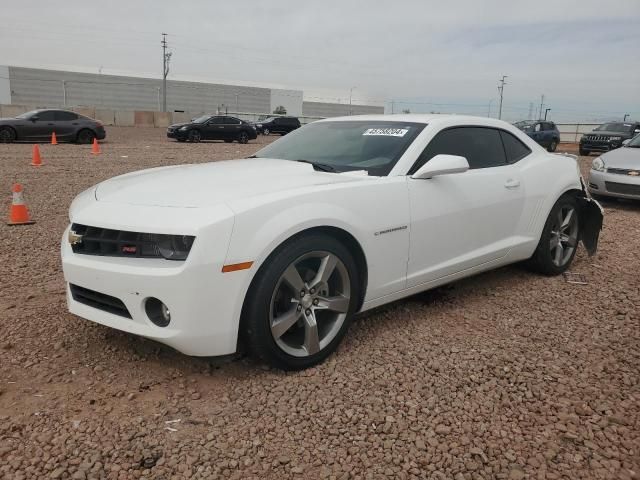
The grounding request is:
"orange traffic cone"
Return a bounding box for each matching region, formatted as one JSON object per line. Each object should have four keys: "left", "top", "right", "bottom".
{"left": 7, "top": 184, "right": 35, "bottom": 226}
{"left": 51, "top": 132, "right": 58, "bottom": 145}
{"left": 31, "top": 144, "right": 42, "bottom": 167}
{"left": 91, "top": 137, "right": 101, "bottom": 155}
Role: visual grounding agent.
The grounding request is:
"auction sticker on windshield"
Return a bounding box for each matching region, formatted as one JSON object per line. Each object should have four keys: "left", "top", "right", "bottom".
{"left": 363, "top": 128, "right": 409, "bottom": 137}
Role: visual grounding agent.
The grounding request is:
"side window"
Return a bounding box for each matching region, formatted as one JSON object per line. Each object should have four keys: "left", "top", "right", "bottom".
{"left": 36, "top": 111, "right": 57, "bottom": 121}
{"left": 55, "top": 111, "right": 78, "bottom": 121}
{"left": 413, "top": 127, "right": 507, "bottom": 172}
{"left": 500, "top": 131, "right": 531, "bottom": 164}
{"left": 224, "top": 117, "right": 240, "bottom": 125}
{"left": 208, "top": 117, "right": 224, "bottom": 125}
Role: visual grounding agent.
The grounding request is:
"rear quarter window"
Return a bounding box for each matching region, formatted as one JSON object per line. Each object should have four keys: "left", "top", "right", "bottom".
{"left": 500, "top": 130, "right": 532, "bottom": 164}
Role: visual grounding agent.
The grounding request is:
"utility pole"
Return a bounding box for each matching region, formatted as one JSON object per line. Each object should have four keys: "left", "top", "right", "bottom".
{"left": 349, "top": 86, "right": 356, "bottom": 115}
{"left": 487, "top": 99, "right": 493, "bottom": 117}
{"left": 544, "top": 108, "right": 551, "bottom": 120}
{"left": 538, "top": 94, "right": 545, "bottom": 120}
{"left": 161, "top": 33, "right": 172, "bottom": 112}
{"left": 623, "top": 113, "right": 629, "bottom": 121}
{"left": 497, "top": 75, "right": 507, "bottom": 120}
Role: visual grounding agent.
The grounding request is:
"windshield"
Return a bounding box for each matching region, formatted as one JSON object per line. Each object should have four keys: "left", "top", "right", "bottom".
{"left": 627, "top": 134, "right": 640, "bottom": 148}
{"left": 192, "top": 115, "right": 211, "bottom": 123}
{"left": 15, "top": 110, "right": 40, "bottom": 119}
{"left": 260, "top": 117, "right": 276, "bottom": 123}
{"left": 253, "top": 120, "right": 426, "bottom": 176}
{"left": 595, "top": 123, "right": 633, "bottom": 133}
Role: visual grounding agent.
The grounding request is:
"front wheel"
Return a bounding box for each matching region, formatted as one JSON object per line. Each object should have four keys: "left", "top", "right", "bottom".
{"left": 188, "top": 130, "right": 201, "bottom": 143}
{"left": 527, "top": 195, "right": 580, "bottom": 275}
{"left": 241, "top": 234, "right": 360, "bottom": 370}
{"left": 76, "top": 129, "right": 95, "bottom": 144}
{"left": 547, "top": 139, "right": 558, "bottom": 152}
{"left": 0, "top": 127, "right": 16, "bottom": 143}
{"left": 262, "top": 128, "right": 270, "bottom": 136}
{"left": 237, "top": 131, "right": 249, "bottom": 144}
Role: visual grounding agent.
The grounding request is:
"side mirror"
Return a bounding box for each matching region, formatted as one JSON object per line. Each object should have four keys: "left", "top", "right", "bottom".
{"left": 622, "top": 139, "right": 631, "bottom": 146}
{"left": 411, "top": 154, "right": 469, "bottom": 179}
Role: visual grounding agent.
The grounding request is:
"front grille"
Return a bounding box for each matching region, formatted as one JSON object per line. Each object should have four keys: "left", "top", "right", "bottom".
{"left": 70, "top": 284, "right": 131, "bottom": 318}
{"left": 70, "top": 224, "right": 162, "bottom": 258}
{"left": 607, "top": 167, "right": 640, "bottom": 176}
{"left": 605, "top": 182, "right": 640, "bottom": 196}
{"left": 584, "top": 135, "right": 611, "bottom": 142}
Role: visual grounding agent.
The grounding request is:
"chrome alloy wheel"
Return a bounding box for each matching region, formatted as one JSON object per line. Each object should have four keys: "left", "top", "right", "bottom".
{"left": 549, "top": 205, "right": 579, "bottom": 267}
{"left": 269, "top": 251, "right": 351, "bottom": 357}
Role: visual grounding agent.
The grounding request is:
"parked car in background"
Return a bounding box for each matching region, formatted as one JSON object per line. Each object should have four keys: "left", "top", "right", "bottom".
{"left": 62, "top": 114, "right": 602, "bottom": 370}
{"left": 254, "top": 116, "right": 301, "bottom": 135}
{"left": 0, "top": 109, "right": 106, "bottom": 144}
{"left": 167, "top": 115, "right": 257, "bottom": 143}
{"left": 579, "top": 121, "right": 640, "bottom": 156}
{"left": 588, "top": 133, "right": 640, "bottom": 200}
{"left": 514, "top": 120, "right": 560, "bottom": 152}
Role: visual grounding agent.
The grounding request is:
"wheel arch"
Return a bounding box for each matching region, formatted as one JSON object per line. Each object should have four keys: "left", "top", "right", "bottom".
{"left": 0, "top": 125, "right": 18, "bottom": 140}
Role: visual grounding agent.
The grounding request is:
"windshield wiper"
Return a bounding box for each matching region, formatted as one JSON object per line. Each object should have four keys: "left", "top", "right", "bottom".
{"left": 295, "top": 159, "right": 337, "bottom": 172}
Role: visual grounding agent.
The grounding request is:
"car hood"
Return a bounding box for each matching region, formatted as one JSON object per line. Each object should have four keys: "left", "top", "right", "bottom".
{"left": 587, "top": 130, "right": 630, "bottom": 136}
{"left": 95, "top": 158, "right": 368, "bottom": 207}
{"left": 601, "top": 147, "right": 640, "bottom": 169}
{"left": 168, "top": 122, "right": 196, "bottom": 129}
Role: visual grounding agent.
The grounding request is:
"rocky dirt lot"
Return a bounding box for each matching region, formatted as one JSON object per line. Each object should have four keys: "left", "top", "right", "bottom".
{"left": 0, "top": 128, "right": 638, "bottom": 480}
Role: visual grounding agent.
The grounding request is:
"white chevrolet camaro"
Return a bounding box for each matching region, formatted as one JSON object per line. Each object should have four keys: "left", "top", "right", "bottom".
{"left": 62, "top": 115, "right": 603, "bottom": 370}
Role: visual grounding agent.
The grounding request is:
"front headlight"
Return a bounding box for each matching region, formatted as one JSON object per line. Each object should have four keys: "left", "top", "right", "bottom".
{"left": 591, "top": 157, "right": 605, "bottom": 172}
{"left": 609, "top": 136, "right": 622, "bottom": 141}
{"left": 154, "top": 235, "right": 195, "bottom": 260}
{"left": 179, "top": 126, "right": 189, "bottom": 131}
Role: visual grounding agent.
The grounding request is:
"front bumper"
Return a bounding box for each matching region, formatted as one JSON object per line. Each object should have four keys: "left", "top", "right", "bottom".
{"left": 166, "top": 128, "right": 188, "bottom": 140}
{"left": 580, "top": 141, "right": 622, "bottom": 153}
{"left": 96, "top": 127, "right": 106, "bottom": 140}
{"left": 61, "top": 205, "right": 252, "bottom": 357}
{"left": 588, "top": 169, "right": 640, "bottom": 200}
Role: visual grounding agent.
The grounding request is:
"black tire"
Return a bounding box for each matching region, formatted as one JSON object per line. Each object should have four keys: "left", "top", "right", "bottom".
{"left": 76, "top": 129, "right": 95, "bottom": 144}
{"left": 188, "top": 130, "right": 202, "bottom": 143}
{"left": 579, "top": 147, "right": 589, "bottom": 156}
{"left": 526, "top": 194, "right": 580, "bottom": 276}
{"left": 547, "top": 139, "right": 558, "bottom": 152}
{"left": 237, "top": 131, "right": 249, "bottom": 144}
{"left": 0, "top": 127, "right": 16, "bottom": 143}
{"left": 263, "top": 128, "right": 270, "bottom": 136}
{"left": 241, "top": 233, "right": 361, "bottom": 370}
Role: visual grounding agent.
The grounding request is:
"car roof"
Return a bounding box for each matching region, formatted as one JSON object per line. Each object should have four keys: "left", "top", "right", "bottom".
{"left": 316, "top": 113, "right": 521, "bottom": 129}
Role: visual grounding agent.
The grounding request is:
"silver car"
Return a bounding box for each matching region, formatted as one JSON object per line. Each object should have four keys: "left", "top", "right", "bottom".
{"left": 588, "top": 134, "right": 640, "bottom": 200}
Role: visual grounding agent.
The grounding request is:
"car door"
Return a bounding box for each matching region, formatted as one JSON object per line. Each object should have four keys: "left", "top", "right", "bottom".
{"left": 54, "top": 111, "right": 79, "bottom": 140}
{"left": 204, "top": 117, "right": 225, "bottom": 140}
{"left": 222, "top": 117, "right": 242, "bottom": 140}
{"left": 25, "top": 110, "right": 57, "bottom": 140}
{"left": 529, "top": 122, "right": 543, "bottom": 145}
{"left": 406, "top": 126, "right": 527, "bottom": 287}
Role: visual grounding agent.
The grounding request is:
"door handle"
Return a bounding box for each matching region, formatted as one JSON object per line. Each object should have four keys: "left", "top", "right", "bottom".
{"left": 504, "top": 179, "right": 520, "bottom": 189}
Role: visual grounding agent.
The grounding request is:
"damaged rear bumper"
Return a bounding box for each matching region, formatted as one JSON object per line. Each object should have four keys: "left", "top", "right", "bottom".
{"left": 577, "top": 189, "right": 603, "bottom": 256}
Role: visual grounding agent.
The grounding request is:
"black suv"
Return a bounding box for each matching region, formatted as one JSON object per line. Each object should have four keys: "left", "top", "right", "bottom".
{"left": 514, "top": 120, "right": 561, "bottom": 152}
{"left": 579, "top": 121, "right": 640, "bottom": 156}
{"left": 0, "top": 109, "right": 106, "bottom": 144}
{"left": 167, "top": 115, "right": 257, "bottom": 143}
{"left": 254, "top": 116, "right": 301, "bottom": 135}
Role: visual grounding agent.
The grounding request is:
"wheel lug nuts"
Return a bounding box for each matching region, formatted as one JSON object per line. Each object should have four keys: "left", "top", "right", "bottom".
{"left": 313, "top": 298, "right": 319, "bottom": 305}
{"left": 305, "top": 309, "right": 311, "bottom": 315}
{"left": 297, "top": 305, "right": 302, "bottom": 311}
{"left": 310, "top": 288, "right": 315, "bottom": 294}
{"left": 300, "top": 290, "right": 306, "bottom": 297}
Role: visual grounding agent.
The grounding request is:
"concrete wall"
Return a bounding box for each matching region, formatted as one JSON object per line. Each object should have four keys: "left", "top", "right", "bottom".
{"left": 302, "top": 101, "right": 384, "bottom": 117}
{"left": 0, "top": 66, "right": 10, "bottom": 105}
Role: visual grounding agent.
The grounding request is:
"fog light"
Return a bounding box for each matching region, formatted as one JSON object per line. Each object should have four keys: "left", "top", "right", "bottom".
{"left": 145, "top": 297, "right": 171, "bottom": 327}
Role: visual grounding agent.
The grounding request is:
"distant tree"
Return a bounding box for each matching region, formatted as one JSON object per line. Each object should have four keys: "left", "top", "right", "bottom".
{"left": 273, "top": 105, "right": 287, "bottom": 115}
{"left": 402, "top": 108, "right": 411, "bottom": 114}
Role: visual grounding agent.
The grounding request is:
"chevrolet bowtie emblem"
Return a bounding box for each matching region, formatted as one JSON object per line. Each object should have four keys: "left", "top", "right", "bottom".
{"left": 628, "top": 171, "right": 639, "bottom": 176}
{"left": 68, "top": 230, "right": 84, "bottom": 245}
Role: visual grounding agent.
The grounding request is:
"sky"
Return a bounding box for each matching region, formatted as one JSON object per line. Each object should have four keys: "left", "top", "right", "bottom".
{"left": 2, "top": 0, "right": 639, "bottom": 122}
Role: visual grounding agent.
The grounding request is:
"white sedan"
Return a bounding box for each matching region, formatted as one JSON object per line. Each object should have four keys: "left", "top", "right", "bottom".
{"left": 61, "top": 115, "right": 603, "bottom": 370}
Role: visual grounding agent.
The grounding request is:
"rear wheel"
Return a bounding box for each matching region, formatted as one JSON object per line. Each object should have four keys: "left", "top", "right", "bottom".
{"left": 263, "top": 128, "right": 270, "bottom": 136}
{"left": 237, "top": 131, "right": 249, "bottom": 144}
{"left": 547, "top": 139, "right": 558, "bottom": 152}
{"left": 76, "top": 129, "right": 95, "bottom": 144}
{"left": 188, "top": 130, "right": 201, "bottom": 143}
{"left": 527, "top": 195, "right": 580, "bottom": 275}
{"left": 242, "top": 234, "right": 360, "bottom": 370}
{"left": 0, "top": 127, "right": 16, "bottom": 143}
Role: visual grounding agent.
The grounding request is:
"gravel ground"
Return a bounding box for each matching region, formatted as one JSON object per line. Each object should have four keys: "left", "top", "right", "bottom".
{"left": 0, "top": 128, "right": 638, "bottom": 480}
